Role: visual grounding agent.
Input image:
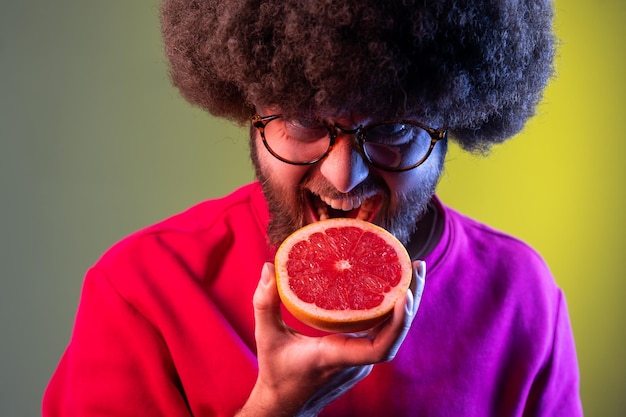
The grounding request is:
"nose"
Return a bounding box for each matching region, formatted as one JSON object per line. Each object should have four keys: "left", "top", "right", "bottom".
{"left": 318, "top": 135, "right": 370, "bottom": 193}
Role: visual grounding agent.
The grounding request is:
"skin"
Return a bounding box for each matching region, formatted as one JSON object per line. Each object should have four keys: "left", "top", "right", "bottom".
{"left": 253, "top": 109, "right": 448, "bottom": 248}
{"left": 238, "top": 261, "right": 425, "bottom": 417}
{"left": 237, "top": 110, "right": 446, "bottom": 416}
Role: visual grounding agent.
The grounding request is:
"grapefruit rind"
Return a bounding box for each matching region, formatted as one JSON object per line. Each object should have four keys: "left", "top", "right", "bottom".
{"left": 275, "top": 218, "right": 412, "bottom": 333}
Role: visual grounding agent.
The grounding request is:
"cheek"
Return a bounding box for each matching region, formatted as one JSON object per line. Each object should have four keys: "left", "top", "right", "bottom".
{"left": 255, "top": 137, "right": 311, "bottom": 190}
{"left": 379, "top": 152, "right": 445, "bottom": 194}
{"left": 379, "top": 171, "right": 421, "bottom": 194}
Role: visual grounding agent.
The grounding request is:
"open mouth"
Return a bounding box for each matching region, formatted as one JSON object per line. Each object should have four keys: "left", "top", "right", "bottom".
{"left": 308, "top": 192, "right": 381, "bottom": 222}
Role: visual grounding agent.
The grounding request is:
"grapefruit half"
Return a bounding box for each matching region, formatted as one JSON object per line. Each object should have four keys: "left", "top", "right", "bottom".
{"left": 275, "top": 218, "right": 412, "bottom": 333}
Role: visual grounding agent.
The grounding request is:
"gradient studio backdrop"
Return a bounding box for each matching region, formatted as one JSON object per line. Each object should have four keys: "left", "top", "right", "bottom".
{"left": 1, "top": 1, "right": 624, "bottom": 416}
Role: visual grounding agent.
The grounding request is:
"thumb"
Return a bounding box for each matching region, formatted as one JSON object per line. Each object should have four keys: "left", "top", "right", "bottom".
{"left": 253, "top": 263, "right": 284, "bottom": 337}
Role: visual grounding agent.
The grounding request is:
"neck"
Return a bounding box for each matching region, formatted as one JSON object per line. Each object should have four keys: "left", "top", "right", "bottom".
{"left": 405, "top": 200, "right": 444, "bottom": 261}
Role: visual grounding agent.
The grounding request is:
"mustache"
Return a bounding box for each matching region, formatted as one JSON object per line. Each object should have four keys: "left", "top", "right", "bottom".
{"left": 300, "top": 175, "right": 389, "bottom": 202}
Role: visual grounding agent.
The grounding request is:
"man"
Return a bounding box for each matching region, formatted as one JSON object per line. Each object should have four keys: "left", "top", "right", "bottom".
{"left": 43, "top": 0, "right": 583, "bottom": 416}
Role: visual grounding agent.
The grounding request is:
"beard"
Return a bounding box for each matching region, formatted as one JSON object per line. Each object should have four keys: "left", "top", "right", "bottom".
{"left": 250, "top": 130, "right": 447, "bottom": 248}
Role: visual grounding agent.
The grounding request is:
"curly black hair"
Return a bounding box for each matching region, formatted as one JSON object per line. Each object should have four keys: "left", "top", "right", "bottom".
{"left": 161, "top": 0, "right": 555, "bottom": 152}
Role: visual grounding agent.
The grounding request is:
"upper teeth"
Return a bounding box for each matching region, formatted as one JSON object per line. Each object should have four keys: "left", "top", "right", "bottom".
{"left": 321, "top": 195, "right": 363, "bottom": 211}
{"left": 312, "top": 194, "right": 377, "bottom": 221}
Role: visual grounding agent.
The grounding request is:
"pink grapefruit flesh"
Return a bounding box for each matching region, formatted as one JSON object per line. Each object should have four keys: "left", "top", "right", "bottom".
{"left": 275, "top": 218, "right": 412, "bottom": 333}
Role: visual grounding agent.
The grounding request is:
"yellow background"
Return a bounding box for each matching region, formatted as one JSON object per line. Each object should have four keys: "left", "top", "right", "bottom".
{"left": 0, "top": 1, "right": 624, "bottom": 415}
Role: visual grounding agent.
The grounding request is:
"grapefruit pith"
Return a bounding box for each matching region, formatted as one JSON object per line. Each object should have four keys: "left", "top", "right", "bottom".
{"left": 275, "top": 218, "right": 412, "bottom": 333}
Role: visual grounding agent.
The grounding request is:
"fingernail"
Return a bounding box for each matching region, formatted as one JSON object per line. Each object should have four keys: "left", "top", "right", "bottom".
{"left": 261, "top": 263, "right": 273, "bottom": 286}
{"left": 416, "top": 260, "right": 426, "bottom": 280}
{"left": 405, "top": 289, "right": 414, "bottom": 315}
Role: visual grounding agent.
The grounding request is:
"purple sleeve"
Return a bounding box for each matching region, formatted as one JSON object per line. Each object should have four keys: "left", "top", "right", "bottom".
{"left": 525, "top": 291, "right": 583, "bottom": 416}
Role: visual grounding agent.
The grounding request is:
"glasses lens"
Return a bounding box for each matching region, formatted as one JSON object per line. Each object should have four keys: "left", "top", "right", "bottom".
{"left": 263, "top": 118, "right": 331, "bottom": 164}
{"left": 362, "top": 123, "right": 433, "bottom": 170}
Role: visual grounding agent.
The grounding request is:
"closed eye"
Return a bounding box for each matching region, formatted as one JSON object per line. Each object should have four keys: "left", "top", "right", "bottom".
{"left": 283, "top": 119, "right": 329, "bottom": 143}
{"left": 366, "top": 123, "right": 416, "bottom": 145}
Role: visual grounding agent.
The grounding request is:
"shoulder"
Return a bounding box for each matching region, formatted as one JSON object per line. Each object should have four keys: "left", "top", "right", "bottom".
{"left": 428, "top": 200, "right": 567, "bottom": 343}
{"left": 432, "top": 200, "right": 560, "bottom": 313}
{"left": 441, "top": 202, "right": 550, "bottom": 274}
{"left": 92, "top": 182, "right": 268, "bottom": 286}
{"left": 141, "top": 181, "right": 267, "bottom": 235}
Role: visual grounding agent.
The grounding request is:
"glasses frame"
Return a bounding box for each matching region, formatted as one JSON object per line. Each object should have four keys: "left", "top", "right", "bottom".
{"left": 252, "top": 113, "right": 447, "bottom": 172}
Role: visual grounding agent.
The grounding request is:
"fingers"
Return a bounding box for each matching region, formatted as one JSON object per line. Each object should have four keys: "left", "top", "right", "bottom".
{"left": 377, "top": 260, "right": 425, "bottom": 343}
{"left": 412, "top": 260, "right": 426, "bottom": 315}
{"left": 253, "top": 260, "right": 426, "bottom": 369}
{"left": 321, "top": 260, "right": 427, "bottom": 366}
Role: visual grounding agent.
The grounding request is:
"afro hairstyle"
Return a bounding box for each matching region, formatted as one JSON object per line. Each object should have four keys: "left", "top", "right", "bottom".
{"left": 160, "top": 0, "right": 555, "bottom": 152}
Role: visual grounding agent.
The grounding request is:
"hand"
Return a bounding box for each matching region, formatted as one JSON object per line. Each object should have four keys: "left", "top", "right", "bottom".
{"left": 236, "top": 260, "right": 426, "bottom": 417}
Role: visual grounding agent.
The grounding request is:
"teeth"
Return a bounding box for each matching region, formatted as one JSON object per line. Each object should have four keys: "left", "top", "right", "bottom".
{"left": 312, "top": 196, "right": 330, "bottom": 220}
{"left": 320, "top": 195, "right": 363, "bottom": 211}
{"left": 312, "top": 193, "right": 378, "bottom": 221}
{"left": 357, "top": 198, "right": 375, "bottom": 220}
{"left": 317, "top": 205, "right": 329, "bottom": 220}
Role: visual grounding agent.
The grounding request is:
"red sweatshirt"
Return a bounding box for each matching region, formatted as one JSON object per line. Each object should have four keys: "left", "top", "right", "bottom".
{"left": 43, "top": 182, "right": 583, "bottom": 416}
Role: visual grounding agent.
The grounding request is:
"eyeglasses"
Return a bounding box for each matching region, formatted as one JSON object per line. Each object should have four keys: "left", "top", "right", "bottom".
{"left": 252, "top": 113, "right": 447, "bottom": 172}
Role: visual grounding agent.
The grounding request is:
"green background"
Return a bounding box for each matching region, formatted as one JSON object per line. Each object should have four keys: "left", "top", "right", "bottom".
{"left": 1, "top": 1, "right": 624, "bottom": 415}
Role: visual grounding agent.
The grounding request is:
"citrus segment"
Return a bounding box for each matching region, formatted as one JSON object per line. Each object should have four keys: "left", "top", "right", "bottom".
{"left": 275, "top": 218, "right": 412, "bottom": 333}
